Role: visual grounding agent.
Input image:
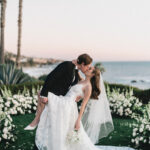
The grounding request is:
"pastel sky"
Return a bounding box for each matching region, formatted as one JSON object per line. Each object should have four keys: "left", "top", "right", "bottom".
{"left": 5, "top": 0, "right": 150, "bottom": 61}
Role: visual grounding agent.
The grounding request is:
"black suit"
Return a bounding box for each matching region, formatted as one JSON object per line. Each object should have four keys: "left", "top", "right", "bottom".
{"left": 34, "top": 61, "right": 79, "bottom": 150}
{"left": 40, "top": 61, "right": 79, "bottom": 97}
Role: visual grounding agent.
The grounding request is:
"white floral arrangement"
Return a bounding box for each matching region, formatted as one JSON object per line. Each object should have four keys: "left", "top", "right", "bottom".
{"left": 66, "top": 130, "right": 82, "bottom": 144}
{"left": 0, "top": 86, "right": 41, "bottom": 145}
{"left": 0, "top": 109, "right": 16, "bottom": 147}
{"left": 0, "top": 86, "right": 40, "bottom": 115}
{"left": 106, "top": 86, "right": 143, "bottom": 118}
{"left": 106, "top": 86, "right": 150, "bottom": 148}
{"left": 131, "top": 103, "right": 150, "bottom": 148}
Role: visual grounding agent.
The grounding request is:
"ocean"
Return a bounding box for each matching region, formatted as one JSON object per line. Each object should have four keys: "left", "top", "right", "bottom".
{"left": 23, "top": 61, "right": 150, "bottom": 90}
{"left": 102, "top": 61, "right": 150, "bottom": 90}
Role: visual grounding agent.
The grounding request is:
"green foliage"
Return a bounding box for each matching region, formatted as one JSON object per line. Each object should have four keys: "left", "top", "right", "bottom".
{"left": 27, "top": 58, "right": 34, "bottom": 66}
{"left": 94, "top": 62, "right": 105, "bottom": 74}
{"left": 38, "top": 74, "right": 47, "bottom": 81}
{"left": 0, "top": 81, "right": 44, "bottom": 96}
{"left": 0, "top": 63, "right": 37, "bottom": 85}
{"left": 0, "top": 110, "right": 6, "bottom": 122}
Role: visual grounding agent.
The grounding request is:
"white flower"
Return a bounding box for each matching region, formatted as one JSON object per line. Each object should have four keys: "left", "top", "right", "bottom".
{"left": 144, "top": 139, "right": 147, "bottom": 143}
{"left": 132, "top": 132, "right": 136, "bottom": 137}
{"left": 28, "top": 110, "right": 31, "bottom": 113}
{"left": 141, "top": 124, "right": 144, "bottom": 129}
{"left": 7, "top": 115, "right": 12, "bottom": 122}
{"left": 3, "top": 128, "right": 8, "bottom": 134}
{"left": 133, "top": 128, "right": 138, "bottom": 132}
{"left": 140, "top": 137, "right": 143, "bottom": 141}
{"left": 129, "top": 103, "right": 132, "bottom": 107}
{"left": 135, "top": 139, "right": 139, "bottom": 145}
{"left": 146, "top": 125, "right": 150, "bottom": 129}
{"left": 123, "top": 103, "right": 127, "bottom": 107}
{"left": 139, "top": 128, "right": 144, "bottom": 133}
{"left": 131, "top": 139, "right": 135, "bottom": 143}
{"left": 33, "top": 106, "right": 37, "bottom": 110}
{"left": 8, "top": 126, "right": 12, "bottom": 130}
{"left": 2, "top": 134, "right": 8, "bottom": 139}
{"left": 5, "top": 101, "right": 10, "bottom": 107}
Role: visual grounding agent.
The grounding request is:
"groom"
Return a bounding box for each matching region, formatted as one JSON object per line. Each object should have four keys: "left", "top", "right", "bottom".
{"left": 32, "top": 53, "right": 92, "bottom": 150}
{"left": 40, "top": 53, "right": 93, "bottom": 103}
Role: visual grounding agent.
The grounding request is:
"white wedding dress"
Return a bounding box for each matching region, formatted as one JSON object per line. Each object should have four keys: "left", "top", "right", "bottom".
{"left": 35, "top": 83, "right": 135, "bottom": 150}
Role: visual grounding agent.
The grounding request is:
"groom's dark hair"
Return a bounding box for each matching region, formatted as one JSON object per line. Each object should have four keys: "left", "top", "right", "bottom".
{"left": 77, "top": 54, "right": 92, "bottom": 65}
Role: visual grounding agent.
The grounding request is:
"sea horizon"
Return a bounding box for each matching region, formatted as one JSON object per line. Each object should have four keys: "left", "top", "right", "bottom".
{"left": 23, "top": 61, "right": 150, "bottom": 90}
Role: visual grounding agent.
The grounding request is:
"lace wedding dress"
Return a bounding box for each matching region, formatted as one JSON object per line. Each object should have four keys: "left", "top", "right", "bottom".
{"left": 35, "top": 83, "right": 135, "bottom": 150}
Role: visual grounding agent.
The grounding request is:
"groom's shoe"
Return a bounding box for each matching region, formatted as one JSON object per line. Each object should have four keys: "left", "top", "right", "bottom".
{"left": 24, "top": 124, "right": 37, "bottom": 130}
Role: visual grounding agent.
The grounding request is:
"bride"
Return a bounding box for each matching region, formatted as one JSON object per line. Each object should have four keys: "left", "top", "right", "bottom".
{"left": 35, "top": 67, "right": 134, "bottom": 150}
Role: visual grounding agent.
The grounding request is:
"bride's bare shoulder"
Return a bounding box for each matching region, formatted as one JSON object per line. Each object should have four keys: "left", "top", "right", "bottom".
{"left": 87, "top": 83, "right": 92, "bottom": 90}
{"left": 83, "top": 82, "right": 92, "bottom": 92}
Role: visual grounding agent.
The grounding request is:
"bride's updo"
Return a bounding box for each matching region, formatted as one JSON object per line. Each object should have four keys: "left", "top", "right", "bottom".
{"left": 90, "top": 68, "right": 101, "bottom": 99}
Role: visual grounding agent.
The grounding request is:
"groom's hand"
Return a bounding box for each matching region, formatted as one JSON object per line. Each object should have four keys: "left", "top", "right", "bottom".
{"left": 38, "top": 91, "right": 41, "bottom": 99}
{"left": 75, "top": 96, "right": 82, "bottom": 102}
{"left": 40, "top": 97, "right": 48, "bottom": 104}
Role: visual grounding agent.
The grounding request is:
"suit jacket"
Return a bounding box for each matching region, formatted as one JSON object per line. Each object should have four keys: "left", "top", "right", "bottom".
{"left": 40, "top": 61, "right": 79, "bottom": 97}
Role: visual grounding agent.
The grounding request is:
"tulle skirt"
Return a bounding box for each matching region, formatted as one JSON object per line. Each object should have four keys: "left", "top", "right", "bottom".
{"left": 35, "top": 92, "right": 135, "bottom": 150}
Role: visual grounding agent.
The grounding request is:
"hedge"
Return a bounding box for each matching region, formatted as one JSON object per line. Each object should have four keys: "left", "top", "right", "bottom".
{"left": 105, "top": 82, "right": 150, "bottom": 104}
{"left": 0, "top": 81, "right": 44, "bottom": 95}
{"left": 0, "top": 81, "right": 149, "bottom": 104}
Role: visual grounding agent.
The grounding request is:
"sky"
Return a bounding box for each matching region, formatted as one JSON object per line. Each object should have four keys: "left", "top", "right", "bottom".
{"left": 4, "top": 0, "right": 150, "bottom": 61}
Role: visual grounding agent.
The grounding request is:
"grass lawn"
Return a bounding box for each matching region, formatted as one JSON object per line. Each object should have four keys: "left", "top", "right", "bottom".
{"left": 97, "top": 116, "right": 136, "bottom": 147}
{"left": 0, "top": 113, "right": 142, "bottom": 150}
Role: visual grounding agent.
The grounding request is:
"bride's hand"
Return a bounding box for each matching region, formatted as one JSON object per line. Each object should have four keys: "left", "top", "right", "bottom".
{"left": 74, "top": 120, "right": 80, "bottom": 130}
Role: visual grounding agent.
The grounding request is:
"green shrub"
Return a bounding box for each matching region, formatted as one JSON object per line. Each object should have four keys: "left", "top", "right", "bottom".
{"left": 94, "top": 62, "right": 105, "bottom": 74}
{"left": 38, "top": 74, "right": 47, "bottom": 81}
{"left": 0, "top": 63, "right": 37, "bottom": 85}
{"left": 0, "top": 78, "right": 149, "bottom": 104}
{"left": 0, "top": 81, "right": 44, "bottom": 95}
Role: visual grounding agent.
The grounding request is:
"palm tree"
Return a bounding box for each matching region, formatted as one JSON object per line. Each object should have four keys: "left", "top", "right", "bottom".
{"left": 16, "top": 0, "right": 23, "bottom": 67}
{"left": 0, "top": 0, "right": 7, "bottom": 64}
{"left": 94, "top": 62, "right": 105, "bottom": 74}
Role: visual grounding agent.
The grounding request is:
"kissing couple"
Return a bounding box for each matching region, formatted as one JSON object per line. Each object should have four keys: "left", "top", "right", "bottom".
{"left": 25, "top": 54, "right": 134, "bottom": 150}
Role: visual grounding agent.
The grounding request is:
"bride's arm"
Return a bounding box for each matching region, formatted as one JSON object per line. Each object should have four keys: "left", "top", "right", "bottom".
{"left": 74, "top": 86, "right": 91, "bottom": 130}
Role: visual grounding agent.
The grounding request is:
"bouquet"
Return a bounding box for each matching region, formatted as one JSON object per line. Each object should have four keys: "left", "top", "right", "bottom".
{"left": 66, "top": 130, "right": 82, "bottom": 144}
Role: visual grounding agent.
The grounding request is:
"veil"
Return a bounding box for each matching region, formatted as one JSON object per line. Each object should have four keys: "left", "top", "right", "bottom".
{"left": 82, "top": 72, "right": 114, "bottom": 144}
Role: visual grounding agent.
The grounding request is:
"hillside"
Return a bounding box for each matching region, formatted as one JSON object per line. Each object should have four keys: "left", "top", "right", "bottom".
{"left": 5, "top": 51, "right": 62, "bottom": 67}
